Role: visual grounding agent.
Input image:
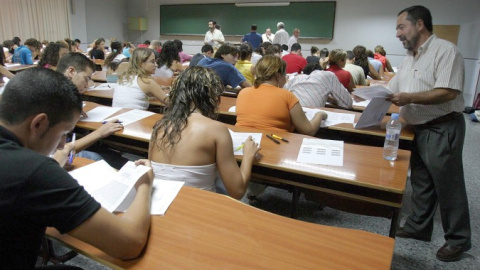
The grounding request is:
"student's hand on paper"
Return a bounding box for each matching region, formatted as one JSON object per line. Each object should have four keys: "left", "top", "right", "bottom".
{"left": 386, "top": 92, "right": 411, "bottom": 106}
{"left": 243, "top": 136, "right": 261, "bottom": 161}
{"left": 135, "top": 159, "right": 154, "bottom": 186}
{"left": 53, "top": 142, "right": 75, "bottom": 168}
{"left": 81, "top": 110, "right": 88, "bottom": 119}
{"left": 97, "top": 118, "right": 124, "bottom": 138}
{"left": 316, "top": 111, "right": 328, "bottom": 120}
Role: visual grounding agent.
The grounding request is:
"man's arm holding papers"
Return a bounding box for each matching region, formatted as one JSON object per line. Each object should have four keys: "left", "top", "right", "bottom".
{"left": 68, "top": 160, "right": 154, "bottom": 260}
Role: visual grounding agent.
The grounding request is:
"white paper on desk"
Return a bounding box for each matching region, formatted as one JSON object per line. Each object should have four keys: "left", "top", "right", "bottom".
{"left": 228, "top": 106, "right": 236, "bottom": 113}
{"left": 5, "top": 63, "right": 20, "bottom": 67}
{"left": 104, "top": 109, "right": 155, "bottom": 126}
{"left": 352, "top": 99, "right": 370, "bottom": 107}
{"left": 80, "top": 106, "right": 123, "bottom": 122}
{"left": 88, "top": 83, "right": 118, "bottom": 91}
{"left": 228, "top": 129, "right": 262, "bottom": 155}
{"left": 355, "top": 97, "right": 392, "bottom": 129}
{"left": 116, "top": 179, "right": 184, "bottom": 215}
{"left": 296, "top": 138, "right": 344, "bottom": 166}
{"left": 303, "top": 108, "right": 355, "bottom": 127}
{"left": 69, "top": 160, "right": 151, "bottom": 213}
{"left": 352, "top": 85, "right": 393, "bottom": 100}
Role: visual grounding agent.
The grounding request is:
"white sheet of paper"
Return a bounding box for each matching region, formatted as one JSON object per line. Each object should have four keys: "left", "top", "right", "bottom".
{"left": 115, "top": 179, "right": 184, "bottom": 215}
{"left": 80, "top": 107, "right": 123, "bottom": 122}
{"left": 88, "top": 83, "right": 118, "bottom": 91}
{"left": 104, "top": 109, "right": 155, "bottom": 126}
{"left": 228, "top": 106, "right": 236, "bottom": 113}
{"left": 228, "top": 129, "right": 262, "bottom": 155}
{"left": 5, "top": 63, "right": 20, "bottom": 67}
{"left": 353, "top": 99, "right": 370, "bottom": 107}
{"left": 296, "top": 138, "right": 344, "bottom": 166}
{"left": 303, "top": 108, "right": 355, "bottom": 127}
{"left": 355, "top": 97, "right": 392, "bottom": 129}
{"left": 352, "top": 85, "right": 393, "bottom": 100}
{"left": 69, "top": 161, "right": 151, "bottom": 212}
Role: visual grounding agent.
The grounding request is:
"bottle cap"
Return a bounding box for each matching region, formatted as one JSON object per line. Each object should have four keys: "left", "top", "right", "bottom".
{"left": 391, "top": 113, "right": 399, "bottom": 120}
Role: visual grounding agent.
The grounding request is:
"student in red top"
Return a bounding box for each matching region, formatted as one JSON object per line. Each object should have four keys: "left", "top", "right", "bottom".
{"left": 281, "top": 43, "right": 307, "bottom": 74}
{"left": 323, "top": 49, "right": 355, "bottom": 93}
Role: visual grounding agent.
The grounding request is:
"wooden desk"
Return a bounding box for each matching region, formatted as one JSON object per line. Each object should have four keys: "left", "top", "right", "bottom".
{"left": 46, "top": 158, "right": 395, "bottom": 269}
{"left": 77, "top": 102, "right": 410, "bottom": 237}
{"left": 5, "top": 63, "right": 36, "bottom": 73}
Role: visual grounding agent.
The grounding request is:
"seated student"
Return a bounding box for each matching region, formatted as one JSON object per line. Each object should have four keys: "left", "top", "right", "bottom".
{"left": 251, "top": 42, "right": 271, "bottom": 65}
{"left": 319, "top": 48, "right": 329, "bottom": 65}
{"left": 343, "top": 50, "right": 368, "bottom": 86}
{"left": 56, "top": 52, "right": 124, "bottom": 162}
{"left": 113, "top": 48, "right": 169, "bottom": 110}
{"left": 353, "top": 45, "right": 382, "bottom": 80}
{"left": 38, "top": 42, "right": 69, "bottom": 70}
{"left": 137, "top": 40, "right": 150, "bottom": 48}
{"left": 265, "top": 43, "right": 282, "bottom": 57}
{"left": 0, "top": 49, "right": 14, "bottom": 82}
{"left": 189, "top": 44, "right": 214, "bottom": 67}
{"left": 306, "top": 46, "right": 321, "bottom": 65}
{"left": 148, "top": 40, "right": 162, "bottom": 59}
{"left": 285, "top": 63, "right": 352, "bottom": 109}
{"left": 235, "top": 43, "right": 255, "bottom": 85}
{"left": 0, "top": 68, "right": 153, "bottom": 269}
{"left": 282, "top": 43, "right": 307, "bottom": 74}
{"left": 366, "top": 49, "right": 385, "bottom": 77}
{"left": 88, "top": 38, "right": 106, "bottom": 59}
{"left": 104, "top": 41, "right": 127, "bottom": 68}
{"left": 197, "top": 43, "right": 252, "bottom": 89}
{"left": 149, "top": 67, "right": 260, "bottom": 199}
{"left": 3, "top": 40, "right": 15, "bottom": 63}
{"left": 374, "top": 45, "right": 394, "bottom": 72}
{"left": 122, "top": 41, "right": 135, "bottom": 58}
{"left": 236, "top": 55, "right": 327, "bottom": 135}
{"left": 281, "top": 44, "right": 289, "bottom": 57}
{"left": 12, "top": 38, "right": 41, "bottom": 65}
{"left": 173, "top": 39, "right": 192, "bottom": 63}
{"left": 153, "top": 40, "right": 184, "bottom": 78}
{"left": 73, "top": 38, "right": 83, "bottom": 53}
{"left": 322, "top": 49, "right": 356, "bottom": 93}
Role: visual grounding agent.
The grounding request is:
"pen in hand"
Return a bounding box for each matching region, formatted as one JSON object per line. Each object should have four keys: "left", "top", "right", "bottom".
{"left": 235, "top": 144, "right": 245, "bottom": 151}
{"left": 68, "top": 133, "right": 76, "bottom": 164}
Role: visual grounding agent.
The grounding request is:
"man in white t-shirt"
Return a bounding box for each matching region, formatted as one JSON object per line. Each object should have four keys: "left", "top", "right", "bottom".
{"left": 204, "top": 20, "right": 225, "bottom": 50}
{"left": 262, "top": 28, "right": 273, "bottom": 43}
{"left": 287, "top": 28, "right": 300, "bottom": 50}
{"left": 273, "top": 22, "right": 289, "bottom": 46}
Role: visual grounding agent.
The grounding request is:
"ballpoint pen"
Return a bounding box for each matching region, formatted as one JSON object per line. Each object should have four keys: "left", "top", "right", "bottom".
{"left": 68, "top": 133, "right": 76, "bottom": 163}
{"left": 271, "top": 134, "right": 289, "bottom": 142}
{"left": 266, "top": 134, "right": 280, "bottom": 144}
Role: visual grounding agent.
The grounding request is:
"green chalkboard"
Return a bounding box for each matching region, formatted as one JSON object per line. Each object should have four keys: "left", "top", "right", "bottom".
{"left": 160, "top": 2, "right": 336, "bottom": 39}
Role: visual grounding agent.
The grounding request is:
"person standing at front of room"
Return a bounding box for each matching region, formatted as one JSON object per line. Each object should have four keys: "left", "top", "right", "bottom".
{"left": 387, "top": 5, "right": 471, "bottom": 262}
{"left": 204, "top": 20, "right": 225, "bottom": 51}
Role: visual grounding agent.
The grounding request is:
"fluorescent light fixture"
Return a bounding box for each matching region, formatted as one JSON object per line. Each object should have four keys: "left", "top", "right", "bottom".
{"left": 235, "top": 2, "right": 290, "bottom": 7}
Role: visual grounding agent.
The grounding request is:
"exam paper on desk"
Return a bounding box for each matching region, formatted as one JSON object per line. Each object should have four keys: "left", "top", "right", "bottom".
{"left": 228, "top": 129, "right": 262, "bottom": 155}
{"left": 88, "top": 83, "right": 118, "bottom": 91}
{"left": 303, "top": 107, "right": 355, "bottom": 127}
{"left": 79, "top": 106, "right": 123, "bottom": 122}
{"left": 296, "top": 138, "right": 344, "bottom": 166}
{"left": 104, "top": 109, "right": 155, "bottom": 126}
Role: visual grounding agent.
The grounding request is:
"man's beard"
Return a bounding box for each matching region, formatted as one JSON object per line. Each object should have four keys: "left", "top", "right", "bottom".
{"left": 401, "top": 33, "right": 419, "bottom": 52}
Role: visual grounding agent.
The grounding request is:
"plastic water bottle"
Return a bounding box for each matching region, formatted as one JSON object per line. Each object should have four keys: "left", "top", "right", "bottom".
{"left": 383, "top": 113, "right": 402, "bottom": 160}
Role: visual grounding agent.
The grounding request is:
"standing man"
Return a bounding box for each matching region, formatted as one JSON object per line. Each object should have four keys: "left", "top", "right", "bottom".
{"left": 242, "top": 24, "right": 262, "bottom": 50}
{"left": 262, "top": 28, "right": 273, "bottom": 43}
{"left": 273, "top": 22, "right": 289, "bottom": 46}
{"left": 387, "top": 5, "right": 471, "bottom": 262}
{"left": 204, "top": 20, "right": 225, "bottom": 50}
{"left": 287, "top": 28, "right": 300, "bottom": 50}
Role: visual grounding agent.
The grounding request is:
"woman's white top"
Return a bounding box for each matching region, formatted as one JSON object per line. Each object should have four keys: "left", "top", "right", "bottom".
{"left": 112, "top": 75, "right": 149, "bottom": 110}
{"left": 153, "top": 65, "right": 174, "bottom": 78}
{"left": 151, "top": 161, "right": 218, "bottom": 192}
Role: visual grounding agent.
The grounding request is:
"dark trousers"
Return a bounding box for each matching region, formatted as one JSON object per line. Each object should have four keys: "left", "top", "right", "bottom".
{"left": 403, "top": 113, "right": 471, "bottom": 248}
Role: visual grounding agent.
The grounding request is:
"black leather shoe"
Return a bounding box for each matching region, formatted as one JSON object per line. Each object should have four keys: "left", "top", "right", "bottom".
{"left": 395, "top": 227, "right": 431, "bottom": 242}
{"left": 436, "top": 243, "right": 470, "bottom": 262}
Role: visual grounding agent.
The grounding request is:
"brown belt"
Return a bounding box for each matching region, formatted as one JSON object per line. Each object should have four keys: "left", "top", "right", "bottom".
{"left": 420, "top": 112, "right": 462, "bottom": 127}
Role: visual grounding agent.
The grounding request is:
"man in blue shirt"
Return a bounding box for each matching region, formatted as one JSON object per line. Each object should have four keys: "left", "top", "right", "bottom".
{"left": 242, "top": 24, "right": 262, "bottom": 50}
{"left": 12, "top": 38, "right": 40, "bottom": 65}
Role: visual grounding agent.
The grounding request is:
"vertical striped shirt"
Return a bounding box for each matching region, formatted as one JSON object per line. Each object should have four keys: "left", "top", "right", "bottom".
{"left": 284, "top": 70, "right": 353, "bottom": 109}
{"left": 387, "top": 35, "right": 465, "bottom": 125}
